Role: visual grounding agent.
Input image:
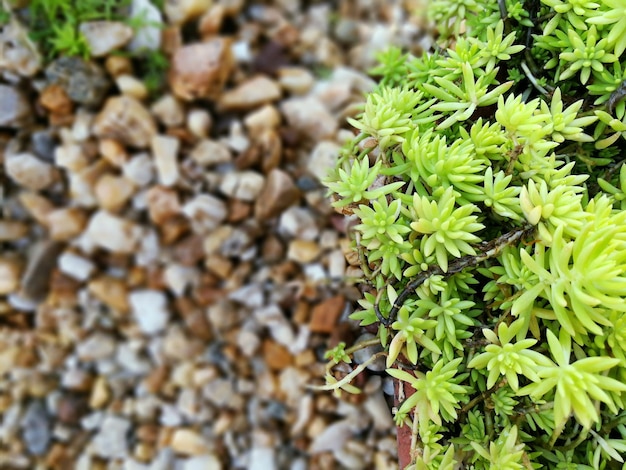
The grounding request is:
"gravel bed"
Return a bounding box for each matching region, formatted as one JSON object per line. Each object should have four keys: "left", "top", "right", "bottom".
{"left": 0, "top": 1, "right": 425, "bottom": 468}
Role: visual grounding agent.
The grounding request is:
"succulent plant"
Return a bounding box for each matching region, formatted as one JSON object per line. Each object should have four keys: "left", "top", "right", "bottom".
{"left": 321, "top": 0, "right": 626, "bottom": 468}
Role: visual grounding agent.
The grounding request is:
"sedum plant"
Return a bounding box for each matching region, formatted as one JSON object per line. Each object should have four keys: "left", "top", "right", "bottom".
{"left": 320, "top": 0, "right": 626, "bottom": 468}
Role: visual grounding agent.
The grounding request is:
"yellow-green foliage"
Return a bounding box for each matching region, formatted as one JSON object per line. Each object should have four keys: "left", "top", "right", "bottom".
{"left": 324, "top": 0, "right": 626, "bottom": 468}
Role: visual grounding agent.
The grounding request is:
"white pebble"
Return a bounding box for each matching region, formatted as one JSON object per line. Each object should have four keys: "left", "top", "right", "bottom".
{"left": 151, "top": 135, "right": 180, "bottom": 187}
{"left": 58, "top": 252, "right": 95, "bottom": 281}
{"left": 129, "top": 289, "right": 170, "bottom": 335}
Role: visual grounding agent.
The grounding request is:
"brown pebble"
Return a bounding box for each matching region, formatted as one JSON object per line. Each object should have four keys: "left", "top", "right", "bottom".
{"left": 227, "top": 199, "right": 252, "bottom": 223}
{"left": 94, "top": 174, "right": 135, "bottom": 212}
{"left": 146, "top": 186, "right": 181, "bottom": 224}
{"left": 143, "top": 364, "right": 170, "bottom": 394}
{"left": 93, "top": 95, "right": 157, "bottom": 148}
{"left": 173, "top": 234, "right": 205, "bottom": 266}
{"left": 254, "top": 168, "right": 300, "bottom": 220}
{"left": 0, "top": 220, "right": 29, "bottom": 241}
{"left": 47, "top": 207, "right": 88, "bottom": 241}
{"left": 39, "top": 84, "right": 73, "bottom": 116}
{"left": 57, "top": 394, "right": 88, "bottom": 424}
{"left": 0, "top": 257, "right": 22, "bottom": 295}
{"left": 309, "top": 295, "right": 345, "bottom": 334}
{"left": 48, "top": 270, "right": 80, "bottom": 307}
{"left": 99, "top": 138, "right": 128, "bottom": 167}
{"left": 88, "top": 276, "right": 130, "bottom": 313}
{"left": 159, "top": 215, "right": 191, "bottom": 244}
{"left": 261, "top": 235, "right": 285, "bottom": 263}
{"left": 105, "top": 55, "right": 133, "bottom": 77}
{"left": 263, "top": 339, "right": 293, "bottom": 370}
{"left": 169, "top": 38, "right": 234, "bottom": 101}
{"left": 175, "top": 297, "right": 213, "bottom": 340}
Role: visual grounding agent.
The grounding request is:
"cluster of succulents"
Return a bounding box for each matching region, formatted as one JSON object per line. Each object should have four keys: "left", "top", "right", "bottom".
{"left": 323, "top": 0, "right": 626, "bottom": 468}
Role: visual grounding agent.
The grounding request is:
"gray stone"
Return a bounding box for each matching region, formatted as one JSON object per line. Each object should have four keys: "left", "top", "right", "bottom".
{"left": 0, "top": 85, "right": 32, "bottom": 128}
{"left": 91, "top": 414, "right": 131, "bottom": 458}
{"left": 21, "top": 401, "right": 51, "bottom": 456}
{"left": 45, "top": 57, "right": 111, "bottom": 107}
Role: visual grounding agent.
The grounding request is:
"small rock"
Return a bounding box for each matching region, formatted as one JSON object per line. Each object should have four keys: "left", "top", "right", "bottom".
{"left": 327, "top": 249, "right": 346, "bottom": 279}
{"left": 151, "top": 135, "right": 180, "bottom": 186}
{"left": 45, "top": 57, "right": 111, "bottom": 107}
{"left": 187, "top": 109, "right": 212, "bottom": 138}
{"left": 95, "top": 174, "right": 136, "bottom": 212}
{"left": 182, "top": 194, "right": 227, "bottom": 233}
{"left": 129, "top": 290, "right": 170, "bottom": 335}
{"left": 93, "top": 95, "right": 157, "bottom": 148}
{"left": 262, "top": 339, "right": 293, "bottom": 370}
{"left": 92, "top": 414, "right": 131, "bottom": 458}
{"left": 47, "top": 207, "right": 88, "bottom": 241}
{"left": 79, "top": 21, "right": 134, "bottom": 57}
{"left": 88, "top": 276, "right": 130, "bottom": 313}
{"left": 277, "top": 67, "right": 315, "bottom": 95}
{"left": 170, "top": 428, "right": 211, "bottom": 456}
{"left": 76, "top": 332, "right": 117, "bottom": 361}
{"left": 68, "top": 161, "right": 109, "bottom": 208}
{"left": 278, "top": 206, "right": 319, "bottom": 240}
{"left": 115, "top": 74, "right": 149, "bottom": 100}
{"left": 21, "top": 400, "right": 51, "bottom": 456}
{"left": 236, "top": 329, "right": 261, "bottom": 357}
{"left": 243, "top": 105, "right": 281, "bottom": 134}
{"left": 84, "top": 211, "right": 142, "bottom": 254}
{"left": 0, "top": 85, "right": 32, "bottom": 128}
{"left": 281, "top": 97, "right": 337, "bottom": 141}
{"left": 5, "top": 153, "right": 56, "bottom": 191}
{"left": 248, "top": 447, "right": 276, "bottom": 470}
{"left": 308, "top": 140, "right": 340, "bottom": 182}
{"left": 0, "top": 257, "right": 22, "bottom": 295}
{"left": 20, "top": 241, "right": 63, "bottom": 302}
{"left": 203, "top": 378, "right": 244, "bottom": 409}
{"left": 128, "top": 0, "right": 163, "bottom": 51}
{"left": 309, "top": 295, "right": 345, "bottom": 334}
{"left": 191, "top": 139, "right": 231, "bottom": 167}
{"left": 99, "top": 138, "right": 129, "bottom": 167}
{"left": 310, "top": 419, "right": 352, "bottom": 454}
{"left": 123, "top": 153, "right": 156, "bottom": 186}
{"left": 151, "top": 94, "right": 185, "bottom": 127}
{"left": 31, "top": 130, "right": 57, "bottom": 162}
{"left": 89, "top": 376, "right": 110, "bottom": 409}
{"left": 105, "top": 54, "right": 133, "bottom": 77}
{"left": 165, "top": 0, "right": 213, "bottom": 24}
{"left": 0, "top": 220, "right": 28, "bottom": 241}
{"left": 169, "top": 39, "right": 234, "bottom": 101}
{"left": 163, "top": 264, "right": 198, "bottom": 296}
{"left": 146, "top": 186, "right": 181, "bottom": 224}
{"left": 287, "top": 239, "right": 321, "bottom": 263}
{"left": 58, "top": 252, "right": 95, "bottom": 282}
{"left": 364, "top": 389, "right": 393, "bottom": 431}
{"left": 0, "top": 21, "right": 42, "bottom": 77}
{"left": 182, "top": 454, "right": 222, "bottom": 470}
{"left": 219, "top": 171, "right": 265, "bottom": 201}
{"left": 217, "top": 76, "right": 281, "bottom": 111}
{"left": 254, "top": 169, "right": 300, "bottom": 219}
{"left": 39, "top": 84, "right": 74, "bottom": 117}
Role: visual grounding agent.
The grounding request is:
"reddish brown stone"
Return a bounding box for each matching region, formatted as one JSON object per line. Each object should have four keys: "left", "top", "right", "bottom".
{"left": 40, "top": 84, "right": 73, "bottom": 116}
{"left": 160, "top": 215, "right": 191, "bottom": 245}
{"left": 263, "top": 339, "right": 293, "bottom": 370}
{"left": 309, "top": 295, "right": 345, "bottom": 334}
{"left": 227, "top": 199, "right": 252, "bottom": 223}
